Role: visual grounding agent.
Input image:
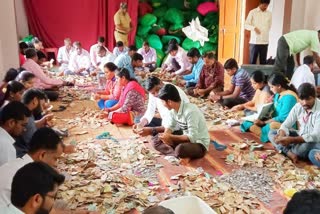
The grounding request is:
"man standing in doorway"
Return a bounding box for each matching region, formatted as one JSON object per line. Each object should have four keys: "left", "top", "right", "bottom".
{"left": 114, "top": 2, "right": 132, "bottom": 46}
{"left": 245, "top": 0, "right": 272, "bottom": 65}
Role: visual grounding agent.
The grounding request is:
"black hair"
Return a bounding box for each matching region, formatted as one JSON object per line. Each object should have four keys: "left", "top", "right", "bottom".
{"left": 268, "top": 72, "right": 297, "bottom": 93}
{"left": 116, "top": 68, "right": 136, "bottom": 82}
{"left": 187, "top": 48, "right": 201, "bottom": 58}
{"left": 0, "top": 101, "right": 31, "bottom": 124}
{"left": 21, "top": 88, "right": 47, "bottom": 105}
{"left": 283, "top": 189, "right": 320, "bottom": 214}
{"left": 98, "top": 36, "right": 105, "bottom": 43}
{"left": 224, "top": 58, "right": 239, "bottom": 70}
{"left": 3, "top": 68, "right": 19, "bottom": 82}
{"left": 143, "top": 206, "right": 175, "bottom": 214}
{"left": 158, "top": 84, "right": 181, "bottom": 102}
{"left": 16, "top": 71, "right": 35, "bottom": 82}
{"left": 29, "top": 127, "right": 62, "bottom": 154}
{"left": 11, "top": 162, "right": 65, "bottom": 208}
{"left": 260, "top": 0, "right": 270, "bottom": 4}
{"left": 168, "top": 44, "right": 178, "bottom": 53}
{"left": 168, "top": 38, "right": 178, "bottom": 46}
{"left": 303, "top": 55, "right": 314, "bottom": 65}
{"left": 132, "top": 53, "right": 143, "bottom": 61}
{"left": 36, "top": 50, "right": 47, "bottom": 60}
{"left": 298, "top": 83, "right": 316, "bottom": 99}
{"left": 143, "top": 41, "right": 150, "bottom": 46}
{"left": 146, "top": 76, "right": 161, "bottom": 91}
{"left": 25, "top": 48, "right": 37, "bottom": 59}
{"left": 104, "top": 62, "right": 118, "bottom": 71}
{"left": 128, "top": 45, "right": 138, "bottom": 52}
{"left": 203, "top": 51, "right": 217, "bottom": 59}
{"left": 0, "top": 81, "right": 25, "bottom": 106}
{"left": 19, "top": 42, "right": 28, "bottom": 52}
{"left": 250, "top": 70, "right": 267, "bottom": 83}
{"left": 116, "top": 41, "right": 124, "bottom": 47}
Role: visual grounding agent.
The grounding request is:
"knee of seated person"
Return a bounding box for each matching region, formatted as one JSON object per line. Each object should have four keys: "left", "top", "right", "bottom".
{"left": 64, "top": 70, "right": 73, "bottom": 75}
{"left": 308, "top": 149, "right": 317, "bottom": 159}
{"left": 222, "top": 99, "right": 232, "bottom": 108}
{"left": 174, "top": 144, "right": 187, "bottom": 158}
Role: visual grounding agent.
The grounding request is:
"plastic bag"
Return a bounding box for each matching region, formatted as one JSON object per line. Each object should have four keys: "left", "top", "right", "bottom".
{"left": 148, "top": 34, "right": 163, "bottom": 50}
{"left": 182, "top": 17, "right": 209, "bottom": 46}
{"left": 139, "top": 13, "right": 157, "bottom": 26}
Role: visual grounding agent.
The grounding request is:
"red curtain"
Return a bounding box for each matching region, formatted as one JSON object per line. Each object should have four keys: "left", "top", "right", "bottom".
{"left": 24, "top": 0, "right": 138, "bottom": 51}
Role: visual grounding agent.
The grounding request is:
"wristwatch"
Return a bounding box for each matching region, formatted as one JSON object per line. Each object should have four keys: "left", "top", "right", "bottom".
{"left": 152, "top": 127, "right": 158, "bottom": 136}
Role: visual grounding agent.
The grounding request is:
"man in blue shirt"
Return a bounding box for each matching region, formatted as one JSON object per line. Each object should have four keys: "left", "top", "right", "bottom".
{"left": 180, "top": 48, "right": 204, "bottom": 88}
{"left": 114, "top": 45, "right": 137, "bottom": 77}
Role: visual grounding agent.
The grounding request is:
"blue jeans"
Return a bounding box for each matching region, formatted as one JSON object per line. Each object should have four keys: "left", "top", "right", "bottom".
{"left": 268, "top": 129, "right": 320, "bottom": 159}
{"left": 97, "top": 99, "right": 118, "bottom": 109}
{"left": 308, "top": 149, "right": 320, "bottom": 167}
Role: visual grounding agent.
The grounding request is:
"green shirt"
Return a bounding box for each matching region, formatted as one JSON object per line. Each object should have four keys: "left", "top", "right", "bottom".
{"left": 284, "top": 30, "right": 320, "bottom": 55}
{"left": 166, "top": 101, "right": 210, "bottom": 150}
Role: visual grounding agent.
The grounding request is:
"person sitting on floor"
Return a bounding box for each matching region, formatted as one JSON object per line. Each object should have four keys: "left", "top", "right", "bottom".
{"left": 16, "top": 71, "right": 36, "bottom": 90}
{"left": 94, "top": 62, "right": 122, "bottom": 109}
{"left": 19, "top": 42, "right": 28, "bottom": 66}
{"left": 130, "top": 53, "right": 149, "bottom": 82}
{"left": 90, "top": 46, "right": 116, "bottom": 77}
{"left": 0, "top": 101, "right": 30, "bottom": 166}
{"left": 189, "top": 52, "right": 224, "bottom": 97}
{"left": 284, "top": 189, "right": 320, "bottom": 214}
{"left": 0, "top": 81, "right": 25, "bottom": 107}
{"left": 0, "top": 127, "right": 64, "bottom": 206}
{"left": 161, "top": 43, "right": 192, "bottom": 76}
{"left": 269, "top": 83, "right": 320, "bottom": 163}
{"left": 133, "top": 76, "right": 189, "bottom": 136}
{"left": 0, "top": 68, "right": 20, "bottom": 93}
{"left": 113, "top": 41, "right": 128, "bottom": 57}
{"left": 22, "top": 48, "right": 66, "bottom": 101}
{"left": 179, "top": 48, "right": 204, "bottom": 88}
{"left": 210, "top": 58, "right": 255, "bottom": 108}
{"left": 309, "top": 149, "right": 320, "bottom": 168}
{"left": 290, "top": 55, "right": 316, "bottom": 90}
{"left": 57, "top": 38, "right": 74, "bottom": 74}
{"left": 0, "top": 162, "right": 65, "bottom": 214}
{"left": 90, "top": 36, "right": 110, "bottom": 68}
{"left": 15, "top": 89, "right": 52, "bottom": 157}
{"left": 152, "top": 84, "right": 210, "bottom": 159}
{"left": 65, "top": 41, "right": 92, "bottom": 75}
{"left": 114, "top": 45, "right": 138, "bottom": 76}
{"left": 106, "top": 68, "right": 145, "bottom": 126}
{"left": 233, "top": 70, "right": 272, "bottom": 115}
{"left": 242, "top": 72, "right": 297, "bottom": 143}
{"left": 138, "top": 41, "right": 157, "bottom": 72}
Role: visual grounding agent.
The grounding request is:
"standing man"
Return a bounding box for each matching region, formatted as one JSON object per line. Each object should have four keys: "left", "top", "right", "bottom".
{"left": 114, "top": 2, "right": 132, "bottom": 46}
{"left": 245, "top": 0, "right": 272, "bottom": 65}
{"left": 274, "top": 30, "right": 320, "bottom": 79}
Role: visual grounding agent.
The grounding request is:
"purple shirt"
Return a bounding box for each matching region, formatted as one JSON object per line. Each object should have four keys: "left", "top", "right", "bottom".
{"left": 231, "top": 69, "right": 255, "bottom": 101}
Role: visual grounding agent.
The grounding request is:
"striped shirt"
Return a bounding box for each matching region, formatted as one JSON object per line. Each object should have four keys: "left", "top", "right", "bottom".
{"left": 166, "top": 101, "right": 210, "bottom": 150}
{"left": 231, "top": 69, "right": 255, "bottom": 101}
{"left": 183, "top": 58, "right": 205, "bottom": 84}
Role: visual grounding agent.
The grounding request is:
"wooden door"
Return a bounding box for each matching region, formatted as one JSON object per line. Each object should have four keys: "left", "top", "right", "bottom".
{"left": 218, "top": 0, "right": 242, "bottom": 64}
{"left": 243, "top": 0, "right": 261, "bottom": 64}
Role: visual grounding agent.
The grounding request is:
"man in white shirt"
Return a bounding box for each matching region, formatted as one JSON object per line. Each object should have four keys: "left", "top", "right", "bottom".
{"left": 57, "top": 38, "right": 74, "bottom": 74}
{"left": 290, "top": 55, "right": 315, "bottom": 90}
{"left": 0, "top": 101, "right": 30, "bottom": 166}
{"left": 89, "top": 36, "right": 110, "bottom": 68}
{"left": 0, "top": 127, "right": 63, "bottom": 207}
{"left": 244, "top": 0, "right": 272, "bottom": 64}
{"left": 161, "top": 43, "right": 192, "bottom": 76}
{"left": 133, "top": 76, "right": 189, "bottom": 136}
{"left": 0, "top": 162, "right": 65, "bottom": 214}
{"left": 113, "top": 41, "right": 129, "bottom": 57}
{"left": 137, "top": 41, "right": 157, "bottom": 72}
{"left": 65, "top": 41, "right": 92, "bottom": 75}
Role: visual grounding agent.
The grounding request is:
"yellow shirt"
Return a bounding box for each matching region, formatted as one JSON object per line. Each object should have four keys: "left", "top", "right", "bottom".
{"left": 114, "top": 10, "right": 131, "bottom": 33}
{"left": 251, "top": 86, "right": 272, "bottom": 110}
